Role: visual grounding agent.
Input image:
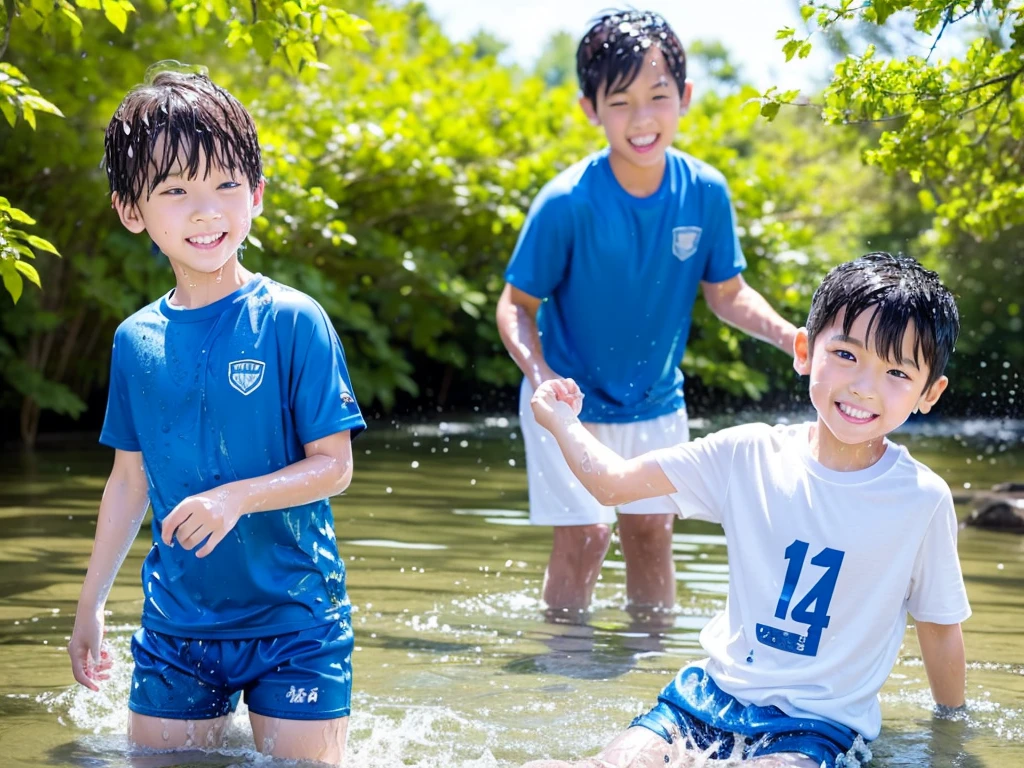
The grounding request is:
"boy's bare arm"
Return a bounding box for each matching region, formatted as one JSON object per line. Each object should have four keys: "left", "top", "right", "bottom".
{"left": 531, "top": 379, "right": 676, "bottom": 506}
{"left": 702, "top": 275, "right": 798, "bottom": 356}
{"left": 69, "top": 449, "right": 150, "bottom": 689}
{"left": 916, "top": 621, "right": 967, "bottom": 708}
{"left": 496, "top": 283, "right": 560, "bottom": 388}
{"left": 161, "top": 429, "right": 354, "bottom": 557}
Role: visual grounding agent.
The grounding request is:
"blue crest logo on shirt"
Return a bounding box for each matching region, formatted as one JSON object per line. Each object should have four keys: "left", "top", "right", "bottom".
{"left": 228, "top": 359, "right": 265, "bottom": 396}
{"left": 672, "top": 226, "right": 703, "bottom": 262}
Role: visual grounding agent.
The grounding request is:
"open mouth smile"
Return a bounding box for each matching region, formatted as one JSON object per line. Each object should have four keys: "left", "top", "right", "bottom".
{"left": 835, "top": 401, "right": 878, "bottom": 424}
{"left": 186, "top": 233, "right": 227, "bottom": 249}
{"left": 628, "top": 134, "right": 659, "bottom": 153}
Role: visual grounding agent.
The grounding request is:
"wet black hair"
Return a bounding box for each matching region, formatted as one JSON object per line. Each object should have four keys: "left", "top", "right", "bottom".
{"left": 104, "top": 63, "right": 262, "bottom": 208}
{"left": 806, "top": 252, "right": 960, "bottom": 390}
{"left": 576, "top": 9, "right": 687, "bottom": 108}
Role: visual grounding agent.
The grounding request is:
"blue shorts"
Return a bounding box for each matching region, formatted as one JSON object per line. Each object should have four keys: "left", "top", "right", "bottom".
{"left": 129, "top": 617, "right": 354, "bottom": 721}
{"left": 631, "top": 666, "right": 860, "bottom": 766}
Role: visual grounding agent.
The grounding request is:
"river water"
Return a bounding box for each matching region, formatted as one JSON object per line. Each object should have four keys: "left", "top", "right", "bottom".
{"left": 0, "top": 414, "right": 1021, "bottom": 767}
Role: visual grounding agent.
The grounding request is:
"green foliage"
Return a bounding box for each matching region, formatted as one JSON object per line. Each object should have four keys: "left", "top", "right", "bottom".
{"left": 0, "top": 62, "right": 64, "bottom": 129}
{"left": 689, "top": 40, "right": 744, "bottom": 89}
{"left": 533, "top": 31, "right": 576, "bottom": 88}
{"left": 0, "top": 0, "right": 370, "bottom": 444}
{"left": 2, "top": 0, "right": 1016, "bottom": 448}
{"left": 769, "top": 1, "right": 1024, "bottom": 240}
{"left": 468, "top": 29, "right": 508, "bottom": 60}
{"left": 0, "top": 196, "right": 59, "bottom": 305}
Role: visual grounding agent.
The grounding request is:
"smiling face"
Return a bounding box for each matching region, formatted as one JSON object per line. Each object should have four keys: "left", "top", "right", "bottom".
{"left": 795, "top": 308, "right": 949, "bottom": 452}
{"left": 580, "top": 46, "right": 692, "bottom": 181}
{"left": 104, "top": 70, "right": 265, "bottom": 280}
{"left": 114, "top": 151, "right": 264, "bottom": 275}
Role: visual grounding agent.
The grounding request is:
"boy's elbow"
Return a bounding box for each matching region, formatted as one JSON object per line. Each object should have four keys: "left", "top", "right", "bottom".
{"left": 326, "top": 460, "right": 353, "bottom": 497}
{"left": 587, "top": 472, "right": 630, "bottom": 507}
{"left": 587, "top": 485, "right": 615, "bottom": 506}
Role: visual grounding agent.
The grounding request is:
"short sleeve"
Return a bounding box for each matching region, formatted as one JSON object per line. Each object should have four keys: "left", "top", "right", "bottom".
{"left": 99, "top": 329, "right": 141, "bottom": 452}
{"left": 649, "top": 425, "right": 742, "bottom": 524}
{"left": 289, "top": 302, "right": 366, "bottom": 445}
{"left": 503, "top": 187, "right": 573, "bottom": 299}
{"left": 906, "top": 491, "right": 972, "bottom": 624}
{"left": 701, "top": 178, "right": 747, "bottom": 284}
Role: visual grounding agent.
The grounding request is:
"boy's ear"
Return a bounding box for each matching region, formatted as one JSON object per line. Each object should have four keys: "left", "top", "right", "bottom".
{"left": 251, "top": 178, "right": 266, "bottom": 219}
{"left": 111, "top": 193, "right": 147, "bottom": 234}
{"left": 793, "top": 327, "right": 811, "bottom": 375}
{"left": 915, "top": 375, "right": 948, "bottom": 415}
{"left": 680, "top": 80, "right": 693, "bottom": 115}
{"left": 578, "top": 94, "right": 601, "bottom": 126}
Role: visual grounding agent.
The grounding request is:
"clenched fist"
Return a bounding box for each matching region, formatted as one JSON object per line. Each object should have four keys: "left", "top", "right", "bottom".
{"left": 530, "top": 378, "right": 584, "bottom": 433}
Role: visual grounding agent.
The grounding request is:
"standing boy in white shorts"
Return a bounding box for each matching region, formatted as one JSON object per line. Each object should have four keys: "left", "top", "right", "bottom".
{"left": 497, "top": 9, "right": 796, "bottom": 614}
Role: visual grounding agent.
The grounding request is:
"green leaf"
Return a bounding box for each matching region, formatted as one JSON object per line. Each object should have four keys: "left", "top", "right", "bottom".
{"left": 102, "top": 0, "right": 128, "bottom": 32}
{"left": 25, "top": 234, "right": 61, "bottom": 256}
{"left": 2, "top": 268, "right": 23, "bottom": 304}
{"left": 250, "top": 21, "right": 278, "bottom": 62}
{"left": 14, "top": 260, "right": 41, "bottom": 287}
{"left": 19, "top": 94, "right": 64, "bottom": 118}
{"left": 4, "top": 206, "right": 36, "bottom": 225}
{"left": 760, "top": 101, "right": 781, "bottom": 120}
{"left": 0, "top": 99, "right": 17, "bottom": 128}
{"left": 59, "top": 6, "right": 84, "bottom": 32}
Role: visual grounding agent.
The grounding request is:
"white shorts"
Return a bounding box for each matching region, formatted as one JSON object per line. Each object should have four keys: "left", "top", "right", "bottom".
{"left": 518, "top": 379, "right": 690, "bottom": 526}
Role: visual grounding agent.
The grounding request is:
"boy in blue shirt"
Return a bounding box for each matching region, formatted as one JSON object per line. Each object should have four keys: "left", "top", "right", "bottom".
{"left": 525, "top": 253, "right": 968, "bottom": 767}
{"left": 497, "top": 10, "right": 798, "bottom": 614}
{"left": 67, "top": 65, "right": 365, "bottom": 765}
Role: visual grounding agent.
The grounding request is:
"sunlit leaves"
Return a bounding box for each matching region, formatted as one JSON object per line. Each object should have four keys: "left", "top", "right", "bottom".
{"left": 0, "top": 197, "right": 61, "bottom": 304}
{"left": 776, "top": 1, "right": 1024, "bottom": 239}
{"left": 210, "top": 1, "right": 371, "bottom": 75}
{"left": 0, "top": 0, "right": 970, "bottom": 429}
{"left": 0, "top": 63, "right": 63, "bottom": 129}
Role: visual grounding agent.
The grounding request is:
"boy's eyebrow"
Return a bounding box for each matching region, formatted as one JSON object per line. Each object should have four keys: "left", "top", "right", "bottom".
{"left": 831, "top": 333, "right": 863, "bottom": 347}
{"left": 152, "top": 168, "right": 187, "bottom": 182}
{"left": 608, "top": 76, "right": 669, "bottom": 97}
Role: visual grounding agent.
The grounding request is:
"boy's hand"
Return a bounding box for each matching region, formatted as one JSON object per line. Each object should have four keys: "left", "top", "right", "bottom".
{"left": 68, "top": 606, "right": 111, "bottom": 691}
{"left": 531, "top": 378, "right": 584, "bottom": 432}
{"left": 161, "top": 491, "right": 242, "bottom": 558}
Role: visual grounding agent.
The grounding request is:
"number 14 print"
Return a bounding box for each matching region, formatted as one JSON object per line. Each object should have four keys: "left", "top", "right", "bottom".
{"left": 756, "top": 540, "right": 845, "bottom": 657}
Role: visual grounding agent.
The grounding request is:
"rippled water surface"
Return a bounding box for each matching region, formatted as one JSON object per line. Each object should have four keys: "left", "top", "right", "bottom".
{"left": 1, "top": 415, "right": 1021, "bottom": 767}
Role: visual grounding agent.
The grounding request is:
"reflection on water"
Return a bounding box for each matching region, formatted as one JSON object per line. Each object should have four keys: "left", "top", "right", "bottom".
{"left": 0, "top": 415, "right": 1022, "bottom": 767}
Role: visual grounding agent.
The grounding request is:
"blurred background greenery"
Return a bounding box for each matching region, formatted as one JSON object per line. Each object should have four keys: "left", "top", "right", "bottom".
{"left": 1, "top": 0, "right": 1021, "bottom": 448}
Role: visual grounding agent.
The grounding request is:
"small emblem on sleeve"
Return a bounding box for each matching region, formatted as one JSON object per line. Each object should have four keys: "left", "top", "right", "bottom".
{"left": 672, "top": 226, "right": 702, "bottom": 262}
{"left": 228, "top": 359, "right": 266, "bottom": 395}
{"left": 341, "top": 393, "right": 354, "bottom": 404}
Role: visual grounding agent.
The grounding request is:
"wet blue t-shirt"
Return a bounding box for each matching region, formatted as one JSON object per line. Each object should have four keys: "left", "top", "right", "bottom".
{"left": 505, "top": 147, "right": 746, "bottom": 423}
{"left": 100, "top": 275, "right": 365, "bottom": 639}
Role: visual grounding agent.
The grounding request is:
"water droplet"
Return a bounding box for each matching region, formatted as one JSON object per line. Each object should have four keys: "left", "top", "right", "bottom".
{"left": 122, "top": 121, "right": 131, "bottom": 135}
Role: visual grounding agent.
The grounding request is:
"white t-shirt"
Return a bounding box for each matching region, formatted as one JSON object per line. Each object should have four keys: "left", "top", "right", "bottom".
{"left": 653, "top": 422, "right": 971, "bottom": 740}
